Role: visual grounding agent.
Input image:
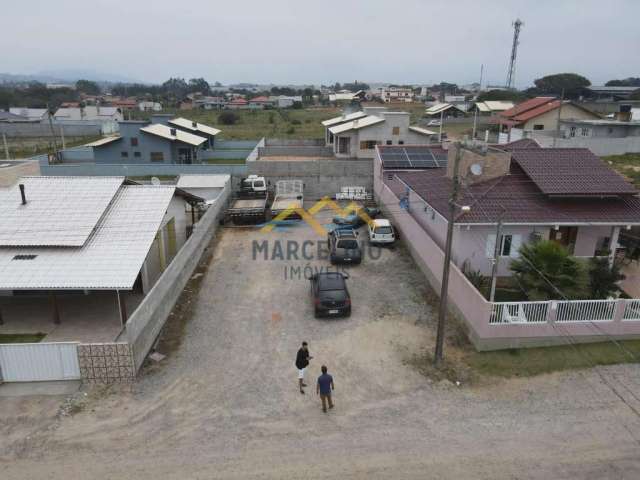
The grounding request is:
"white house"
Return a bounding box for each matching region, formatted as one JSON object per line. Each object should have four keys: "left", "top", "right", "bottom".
{"left": 53, "top": 106, "right": 124, "bottom": 124}
{"left": 138, "top": 101, "right": 163, "bottom": 112}
{"left": 323, "top": 107, "right": 437, "bottom": 158}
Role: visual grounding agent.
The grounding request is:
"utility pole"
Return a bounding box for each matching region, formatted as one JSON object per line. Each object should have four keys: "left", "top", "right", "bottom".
{"left": 434, "top": 142, "right": 463, "bottom": 366}
{"left": 2, "top": 133, "right": 9, "bottom": 160}
{"left": 439, "top": 110, "right": 444, "bottom": 142}
{"left": 553, "top": 89, "right": 565, "bottom": 147}
{"left": 60, "top": 125, "right": 66, "bottom": 150}
{"left": 472, "top": 64, "right": 483, "bottom": 140}
{"left": 46, "top": 104, "right": 60, "bottom": 164}
{"left": 489, "top": 216, "right": 504, "bottom": 302}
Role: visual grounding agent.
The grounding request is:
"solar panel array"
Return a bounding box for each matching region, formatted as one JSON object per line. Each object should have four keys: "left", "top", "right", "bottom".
{"left": 379, "top": 147, "right": 448, "bottom": 170}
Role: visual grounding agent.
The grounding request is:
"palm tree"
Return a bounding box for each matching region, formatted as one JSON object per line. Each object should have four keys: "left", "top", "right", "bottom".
{"left": 510, "top": 240, "right": 588, "bottom": 300}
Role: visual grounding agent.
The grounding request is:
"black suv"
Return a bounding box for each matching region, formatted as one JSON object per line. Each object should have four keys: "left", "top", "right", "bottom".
{"left": 327, "top": 227, "right": 362, "bottom": 264}
{"left": 309, "top": 272, "right": 351, "bottom": 318}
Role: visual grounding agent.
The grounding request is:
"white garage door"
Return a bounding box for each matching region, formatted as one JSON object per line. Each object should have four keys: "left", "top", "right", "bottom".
{"left": 0, "top": 342, "right": 80, "bottom": 382}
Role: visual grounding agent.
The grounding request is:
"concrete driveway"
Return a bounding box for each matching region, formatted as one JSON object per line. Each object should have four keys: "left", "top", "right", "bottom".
{"left": 2, "top": 208, "right": 640, "bottom": 479}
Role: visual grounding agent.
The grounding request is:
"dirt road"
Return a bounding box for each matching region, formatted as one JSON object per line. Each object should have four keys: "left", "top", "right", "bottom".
{"left": 2, "top": 214, "right": 640, "bottom": 479}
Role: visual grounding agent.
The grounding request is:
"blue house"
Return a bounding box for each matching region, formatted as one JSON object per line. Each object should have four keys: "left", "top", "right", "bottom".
{"left": 150, "top": 114, "right": 220, "bottom": 150}
{"left": 88, "top": 120, "right": 208, "bottom": 164}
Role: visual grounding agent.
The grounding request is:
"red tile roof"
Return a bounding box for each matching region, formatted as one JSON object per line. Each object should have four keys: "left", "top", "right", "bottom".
{"left": 512, "top": 100, "right": 562, "bottom": 122}
{"left": 511, "top": 148, "right": 637, "bottom": 196}
{"left": 249, "top": 96, "right": 270, "bottom": 102}
{"left": 388, "top": 148, "right": 640, "bottom": 225}
{"left": 499, "top": 97, "right": 556, "bottom": 118}
{"left": 228, "top": 98, "right": 248, "bottom": 105}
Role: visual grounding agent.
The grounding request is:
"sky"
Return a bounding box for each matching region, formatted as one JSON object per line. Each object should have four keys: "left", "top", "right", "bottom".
{"left": 3, "top": 0, "right": 639, "bottom": 88}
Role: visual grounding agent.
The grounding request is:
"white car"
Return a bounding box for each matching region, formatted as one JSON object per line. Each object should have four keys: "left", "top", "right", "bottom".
{"left": 368, "top": 219, "right": 396, "bottom": 245}
{"left": 427, "top": 119, "right": 441, "bottom": 126}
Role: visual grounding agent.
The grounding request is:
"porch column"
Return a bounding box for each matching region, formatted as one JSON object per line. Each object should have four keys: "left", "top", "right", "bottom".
{"left": 0, "top": 304, "right": 4, "bottom": 325}
{"left": 609, "top": 226, "right": 621, "bottom": 267}
{"left": 116, "top": 290, "right": 128, "bottom": 326}
{"left": 50, "top": 292, "right": 60, "bottom": 324}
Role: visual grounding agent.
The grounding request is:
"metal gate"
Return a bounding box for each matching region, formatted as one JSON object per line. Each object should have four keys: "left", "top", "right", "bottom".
{"left": 0, "top": 342, "right": 80, "bottom": 382}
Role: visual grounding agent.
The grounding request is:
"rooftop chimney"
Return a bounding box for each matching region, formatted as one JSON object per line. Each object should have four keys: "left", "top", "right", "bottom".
{"left": 19, "top": 183, "right": 27, "bottom": 205}
{"left": 446, "top": 143, "right": 511, "bottom": 185}
{"left": 170, "top": 127, "right": 177, "bottom": 136}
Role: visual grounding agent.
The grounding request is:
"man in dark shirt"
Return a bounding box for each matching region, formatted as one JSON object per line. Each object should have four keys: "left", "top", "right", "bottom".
{"left": 295, "top": 341, "right": 312, "bottom": 394}
{"left": 316, "top": 365, "right": 334, "bottom": 413}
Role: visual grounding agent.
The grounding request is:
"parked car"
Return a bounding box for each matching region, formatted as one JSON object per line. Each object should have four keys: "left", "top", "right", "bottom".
{"left": 328, "top": 226, "right": 362, "bottom": 264}
{"left": 332, "top": 207, "right": 380, "bottom": 227}
{"left": 368, "top": 219, "right": 396, "bottom": 245}
{"left": 309, "top": 272, "right": 351, "bottom": 318}
{"left": 427, "top": 119, "right": 441, "bottom": 126}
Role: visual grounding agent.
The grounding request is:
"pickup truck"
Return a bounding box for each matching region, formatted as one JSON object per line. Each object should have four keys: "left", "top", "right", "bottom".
{"left": 271, "top": 180, "right": 304, "bottom": 219}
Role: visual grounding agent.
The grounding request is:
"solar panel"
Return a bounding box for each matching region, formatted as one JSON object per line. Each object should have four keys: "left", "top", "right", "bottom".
{"left": 380, "top": 146, "right": 447, "bottom": 170}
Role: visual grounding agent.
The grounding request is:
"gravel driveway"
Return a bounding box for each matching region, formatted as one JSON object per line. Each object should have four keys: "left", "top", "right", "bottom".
{"left": 2, "top": 208, "right": 640, "bottom": 479}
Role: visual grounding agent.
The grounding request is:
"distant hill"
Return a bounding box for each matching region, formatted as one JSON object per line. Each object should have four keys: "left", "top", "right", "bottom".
{"left": 0, "top": 70, "right": 141, "bottom": 85}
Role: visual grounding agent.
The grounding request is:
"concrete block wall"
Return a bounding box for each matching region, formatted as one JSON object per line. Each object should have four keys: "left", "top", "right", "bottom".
{"left": 248, "top": 159, "right": 373, "bottom": 200}
{"left": 123, "top": 183, "right": 231, "bottom": 370}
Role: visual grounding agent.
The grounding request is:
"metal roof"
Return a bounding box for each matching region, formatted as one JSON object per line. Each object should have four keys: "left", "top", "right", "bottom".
{"left": 84, "top": 136, "right": 122, "bottom": 147}
{"left": 425, "top": 103, "right": 454, "bottom": 115}
{"left": 321, "top": 111, "right": 367, "bottom": 127}
{"left": 176, "top": 174, "right": 230, "bottom": 189}
{"left": 0, "top": 176, "right": 125, "bottom": 247}
{"left": 328, "top": 115, "right": 385, "bottom": 134}
{"left": 408, "top": 126, "right": 437, "bottom": 136}
{"left": 475, "top": 101, "right": 515, "bottom": 113}
{"left": 140, "top": 124, "right": 207, "bottom": 146}
{"left": 0, "top": 185, "right": 175, "bottom": 290}
{"left": 168, "top": 117, "right": 221, "bottom": 137}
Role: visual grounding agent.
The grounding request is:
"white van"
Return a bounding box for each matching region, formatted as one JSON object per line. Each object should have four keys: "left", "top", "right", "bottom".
{"left": 368, "top": 219, "right": 396, "bottom": 245}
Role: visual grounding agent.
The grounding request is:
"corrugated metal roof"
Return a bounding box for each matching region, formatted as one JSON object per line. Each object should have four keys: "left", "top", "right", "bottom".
{"left": 168, "top": 117, "right": 221, "bottom": 137}
{"left": 475, "top": 101, "right": 515, "bottom": 113}
{"left": 176, "top": 174, "right": 230, "bottom": 189}
{"left": 84, "top": 136, "right": 122, "bottom": 147}
{"left": 140, "top": 124, "right": 207, "bottom": 146}
{"left": 408, "top": 126, "right": 437, "bottom": 135}
{"left": 321, "top": 111, "right": 367, "bottom": 127}
{"left": 0, "top": 176, "right": 125, "bottom": 247}
{"left": 328, "top": 115, "right": 385, "bottom": 134}
{"left": 0, "top": 185, "right": 175, "bottom": 290}
{"left": 425, "top": 103, "right": 452, "bottom": 115}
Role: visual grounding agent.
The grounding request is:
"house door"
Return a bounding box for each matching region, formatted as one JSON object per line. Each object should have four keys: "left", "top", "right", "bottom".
{"left": 550, "top": 226, "right": 578, "bottom": 254}
{"left": 178, "top": 148, "right": 192, "bottom": 164}
{"left": 338, "top": 137, "right": 350, "bottom": 155}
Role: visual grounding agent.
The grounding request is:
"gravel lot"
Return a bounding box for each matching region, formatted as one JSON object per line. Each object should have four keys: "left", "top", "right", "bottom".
{"left": 1, "top": 208, "right": 640, "bottom": 479}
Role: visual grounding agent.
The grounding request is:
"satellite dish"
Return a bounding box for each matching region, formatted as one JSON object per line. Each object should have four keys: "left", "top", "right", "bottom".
{"left": 469, "top": 163, "right": 483, "bottom": 176}
{"left": 151, "top": 176, "right": 161, "bottom": 186}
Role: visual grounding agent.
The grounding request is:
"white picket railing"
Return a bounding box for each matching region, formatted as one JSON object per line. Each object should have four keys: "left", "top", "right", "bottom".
{"left": 623, "top": 300, "right": 640, "bottom": 321}
{"left": 490, "top": 301, "right": 549, "bottom": 324}
{"left": 555, "top": 299, "right": 617, "bottom": 323}
{"left": 489, "top": 298, "right": 639, "bottom": 325}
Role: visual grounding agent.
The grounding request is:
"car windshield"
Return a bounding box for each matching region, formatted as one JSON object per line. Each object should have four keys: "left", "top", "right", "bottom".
{"left": 318, "top": 274, "right": 345, "bottom": 291}
{"left": 337, "top": 240, "right": 359, "bottom": 249}
{"left": 375, "top": 226, "right": 393, "bottom": 234}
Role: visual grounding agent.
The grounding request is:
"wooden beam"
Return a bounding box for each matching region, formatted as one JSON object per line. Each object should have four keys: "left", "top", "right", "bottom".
{"left": 50, "top": 292, "right": 60, "bottom": 324}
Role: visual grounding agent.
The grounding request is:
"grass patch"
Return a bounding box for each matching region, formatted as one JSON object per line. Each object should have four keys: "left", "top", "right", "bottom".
{"left": 0, "top": 333, "right": 46, "bottom": 344}
{"left": 465, "top": 339, "right": 640, "bottom": 378}
{"left": 204, "top": 158, "right": 246, "bottom": 164}
{"left": 603, "top": 153, "right": 640, "bottom": 187}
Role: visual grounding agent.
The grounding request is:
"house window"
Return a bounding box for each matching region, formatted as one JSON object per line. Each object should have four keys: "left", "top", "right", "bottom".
{"left": 533, "top": 124, "right": 544, "bottom": 130}
{"left": 121, "top": 151, "right": 129, "bottom": 158}
{"left": 130, "top": 137, "right": 139, "bottom": 146}
{"left": 134, "top": 151, "right": 141, "bottom": 158}
{"left": 386, "top": 140, "right": 393, "bottom": 145}
{"left": 581, "top": 128, "right": 590, "bottom": 137}
{"left": 398, "top": 140, "right": 405, "bottom": 145}
{"left": 150, "top": 152, "right": 164, "bottom": 162}
{"left": 569, "top": 126, "right": 576, "bottom": 137}
{"left": 392, "top": 127, "right": 400, "bottom": 135}
{"left": 486, "top": 234, "right": 521, "bottom": 258}
{"left": 359, "top": 140, "right": 377, "bottom": 150}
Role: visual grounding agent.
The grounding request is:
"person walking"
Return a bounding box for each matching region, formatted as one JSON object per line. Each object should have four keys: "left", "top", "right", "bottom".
{"left": 316, "top": 365, "right": 334, "bottom": 413}
{"left": 295, "top": 341, "right": 312, "bottom": 394}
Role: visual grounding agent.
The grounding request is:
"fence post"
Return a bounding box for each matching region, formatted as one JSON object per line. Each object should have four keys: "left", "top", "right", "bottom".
{"left": 546, "top": 301, "right": 557, "bottom": 324}
{"left": 613, "top": 299, "right": 626, "bottom": 323}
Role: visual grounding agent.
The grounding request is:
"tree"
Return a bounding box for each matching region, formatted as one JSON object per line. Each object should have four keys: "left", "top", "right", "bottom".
{"left": 161, "top": 77, "right": 189, "bottom": 98}
{"left": 510, "top": 240, "right": 588, "bottom": 300}
{"left": 533, "top": 73, "right": 591, "bottom": 99}
{"left": 187, "top": 78, "right": 210, "bottom": 95}
{"left": 588, "top": 256, "right": 625, "bottom": 299}
{"left": 218, "top": 111, "right": 239, "bottom": 125}
{"left": 75, "top": 79, "right": 100, "bottom": 95}
{"left": 476, "top": 89, "right": 528, "bottom": 102}
{"left": 605, "top": 77, "right": 640, "bottom": 87}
